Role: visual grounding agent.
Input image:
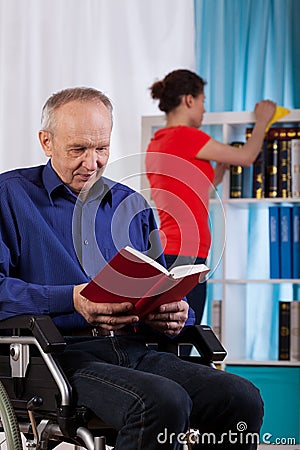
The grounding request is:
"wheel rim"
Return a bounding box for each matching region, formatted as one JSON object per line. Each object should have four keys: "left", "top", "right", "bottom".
{"left": 0, "top": 381, "right": 23, "bottom": 450}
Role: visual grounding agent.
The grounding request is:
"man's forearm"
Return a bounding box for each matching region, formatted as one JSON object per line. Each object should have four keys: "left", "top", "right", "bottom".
{"left": 0, "top": 278, "right": 74, "bottom": 320}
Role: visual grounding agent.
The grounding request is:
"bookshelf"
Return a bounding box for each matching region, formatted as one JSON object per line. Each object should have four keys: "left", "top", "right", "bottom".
{"left": 141, "top": 109, "right": 300, "bottom": 445}
{"left": 141, "top": 109, "right": 300, "bottom": 360}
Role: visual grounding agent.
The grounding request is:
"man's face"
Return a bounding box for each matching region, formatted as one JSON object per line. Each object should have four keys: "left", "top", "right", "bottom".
{"left": 39, "top": 100, "right": 112, "bottom": 195}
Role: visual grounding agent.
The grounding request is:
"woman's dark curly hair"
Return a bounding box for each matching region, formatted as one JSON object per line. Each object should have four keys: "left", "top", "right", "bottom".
{"left": 149, "top": 69, "right": 206, "bottom": 113}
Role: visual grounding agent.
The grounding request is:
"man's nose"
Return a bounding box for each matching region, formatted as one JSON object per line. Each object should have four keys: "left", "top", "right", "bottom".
{"left": 82, "top": 149, "right": 98, "bottom": 170}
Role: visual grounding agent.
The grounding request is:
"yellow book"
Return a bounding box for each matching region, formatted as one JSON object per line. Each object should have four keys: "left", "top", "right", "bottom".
{"left": 265, "top": 106, "right": 291, "bottom": 132}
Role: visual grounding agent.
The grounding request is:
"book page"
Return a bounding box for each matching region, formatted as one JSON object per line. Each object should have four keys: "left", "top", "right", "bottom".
{"left": 124, "top": 246, "right": 169, "bottom": 275}
{"left": 169, "top": 264, "right": 210, "bottom": 280}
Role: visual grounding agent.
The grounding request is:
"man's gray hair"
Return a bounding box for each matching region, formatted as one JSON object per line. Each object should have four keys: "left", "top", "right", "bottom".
{"left": 41, "top": 87, "right": 113, "bottom": 131}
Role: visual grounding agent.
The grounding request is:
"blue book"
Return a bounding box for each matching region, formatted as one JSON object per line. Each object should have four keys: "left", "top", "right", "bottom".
{"left": 269, "top": 206, "right": 281, "bottom": 278}
{"left": 280, "top": 206, "right": 293, "bottom": 279}
{"left": 292, "top": 206, "right": 300, "bottom": 279}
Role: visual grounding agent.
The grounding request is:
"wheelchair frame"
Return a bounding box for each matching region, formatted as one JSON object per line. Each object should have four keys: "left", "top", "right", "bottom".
{"left": 0, "top": 315, "right": 226, "bottom": 450}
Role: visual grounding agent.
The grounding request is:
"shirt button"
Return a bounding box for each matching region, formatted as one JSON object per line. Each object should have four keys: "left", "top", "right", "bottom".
{"left": 84, "top": 239, "right": 89, "bottom": 245}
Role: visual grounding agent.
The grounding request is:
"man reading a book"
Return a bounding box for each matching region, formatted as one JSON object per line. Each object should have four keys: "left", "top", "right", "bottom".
{"left": 0, "top": 87, "right": 263, "bottom": 449}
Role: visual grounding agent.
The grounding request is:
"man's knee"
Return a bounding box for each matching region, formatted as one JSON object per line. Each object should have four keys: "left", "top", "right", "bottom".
{"left": 191, "top": 371, "right": 264, "bottom": 433}
{"left": 212, "top": 372, "right": 264, "bottom": 431}
{"left": 230, "top": 375, "right": 264, "bottom": 429}
{"left": 144, "top": 379, "right": 192, "bottom": 429}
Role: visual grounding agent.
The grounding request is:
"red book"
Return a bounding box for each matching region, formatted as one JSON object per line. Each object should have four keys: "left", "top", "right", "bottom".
{"left": 80, "top": 246, "right": 210, "bottom": 319}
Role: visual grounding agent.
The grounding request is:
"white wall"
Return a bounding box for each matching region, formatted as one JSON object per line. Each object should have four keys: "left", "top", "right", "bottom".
{"left": 0, "top": 0, "right": 195, "bottom": 190}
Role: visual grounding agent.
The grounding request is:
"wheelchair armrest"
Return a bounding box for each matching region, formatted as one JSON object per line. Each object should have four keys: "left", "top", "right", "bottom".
{"left": 0, "top": 315, "right": 66, "bottom": 353}
{"left": 175, "top": 325, "right": 227, "bottom": 362}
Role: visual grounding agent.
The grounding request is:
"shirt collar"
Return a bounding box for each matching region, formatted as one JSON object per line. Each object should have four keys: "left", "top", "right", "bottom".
{"left": 42, "top": 160, "right": 112, "bottom": 206}
{"left": 42, "top": 160, "right": 72, "bottom": 204}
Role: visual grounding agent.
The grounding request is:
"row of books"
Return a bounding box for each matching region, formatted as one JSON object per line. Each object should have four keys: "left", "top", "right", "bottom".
{"left": 211, "top": 299, "right": 300, "bottom": 361}
{"left": 229, "top": 127, "right": 300, "bottom": 199}
{"left": 268, "top": 205, "right": 300, "bottom": 279}
{"left": 279, "top": 300, "right": 300, "bottom": 361}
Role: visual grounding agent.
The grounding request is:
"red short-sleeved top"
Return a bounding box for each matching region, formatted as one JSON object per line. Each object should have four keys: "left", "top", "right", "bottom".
{"left": 146, "top": 126, "right": 214, "bottom": 258}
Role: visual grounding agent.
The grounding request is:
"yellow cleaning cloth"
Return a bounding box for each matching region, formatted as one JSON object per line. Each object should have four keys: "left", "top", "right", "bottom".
{"left": 265, "top": 106, "right": 291, "bottom": 132}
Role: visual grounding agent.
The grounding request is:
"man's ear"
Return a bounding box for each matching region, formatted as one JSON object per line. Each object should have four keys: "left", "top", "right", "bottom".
{"left": 39, "top": 130, "right": 53, "bottom": 157}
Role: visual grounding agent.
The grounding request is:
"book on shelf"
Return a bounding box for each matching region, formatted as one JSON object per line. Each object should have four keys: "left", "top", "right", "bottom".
{"left": 242, "top": 126, "right": 300, "bottom": 199}
{"left": 290, "top": 301, "right": 300, "bottom": 362}
{"left": 229, "top": 142, "right": 244, "bottom": 198}
{"left": 278, "top": 139, "right": 292, "bottom": 198}
{"left": 268, "top": 205, "right": 300, "bottom": 280}
{"left": 278, "top": 300, "right": 291, "bottom": 360}
{"left": 230, "top": 165, "right": 243, "bottom": 198}
{"left": 211, "top": 299, "right": 222, "bottom": 341}
{"left": 80, "top": 246, "right": 210, "bottom": 319}
{"left": 265, "top": 138, "right": 279, "bottom": 198}
{"left": 279, "top": 205, "right": 293, "bottom": 279}
{"left": 269, "top": 206, "right": 281, "bottom": 279}
{"left": 246, "top": 128, "right": 266, "bottom": 198}
{"left": 242, "top": 166, "right": 253, "bottom": 198}
{"left": 291, "top": 139, "right": 300, "bottom": 198}
{"left": 278, "top": 300, "right": 300, "bottom": 362}
{"left": 293, "top": 205, "right": 300, "bottom": 279}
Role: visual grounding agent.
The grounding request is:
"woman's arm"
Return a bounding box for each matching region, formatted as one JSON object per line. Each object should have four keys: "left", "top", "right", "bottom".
{"left": 197, "top": 100, "right": 277, "bottom": 167}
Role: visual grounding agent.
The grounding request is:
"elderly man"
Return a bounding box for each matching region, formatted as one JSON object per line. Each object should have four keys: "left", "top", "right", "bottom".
{"left": 0, "top": 87, "right": 263, "bottom": 449}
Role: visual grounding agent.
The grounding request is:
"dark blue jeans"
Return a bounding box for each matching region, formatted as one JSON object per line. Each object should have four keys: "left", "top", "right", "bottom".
{"left": 57, "top": 335, "right": 263, "bottom": 450}
{"left": 164, "top": 254, "right": 207, "bottom": 324}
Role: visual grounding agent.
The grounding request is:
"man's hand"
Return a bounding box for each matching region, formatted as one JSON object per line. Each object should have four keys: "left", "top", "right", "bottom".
{"left": 143, "top": 300, "right": 189, "bottom": 337}
{"left": 73, "top": 284, "right": 139, "bottom": 330}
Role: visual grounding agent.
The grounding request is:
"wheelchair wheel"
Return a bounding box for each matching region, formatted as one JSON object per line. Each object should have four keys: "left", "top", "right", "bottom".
{"left": 0, "top": 381, "right": 23, "bottom": 450}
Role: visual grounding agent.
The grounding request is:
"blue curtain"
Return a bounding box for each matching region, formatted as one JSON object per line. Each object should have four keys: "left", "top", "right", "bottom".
{"left": 194, "top": 0, "right": 300, "bottom": 112}
{"left": 194, "top": 0, "right": 300, "bottom": 360}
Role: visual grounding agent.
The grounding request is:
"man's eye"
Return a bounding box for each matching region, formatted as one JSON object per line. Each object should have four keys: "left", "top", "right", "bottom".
{"left": 96, "top": 147, "right": 108, "bottom": 153}
{"left": 70, "top": 148, "right": 85, "bottom": 156}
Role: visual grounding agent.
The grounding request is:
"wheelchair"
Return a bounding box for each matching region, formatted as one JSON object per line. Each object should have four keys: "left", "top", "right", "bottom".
{"left": 0, "top": 315, "right": 227, "bottom": 450}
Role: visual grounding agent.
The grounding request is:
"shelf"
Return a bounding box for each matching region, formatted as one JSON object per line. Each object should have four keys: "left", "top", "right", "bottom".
{"left": 208, "top": 278, "right": 300, "bottom": 284}
{"left": 142, "top": 109, "right": 300, "bottom": 353}
{"left": 226, "top": 197, "right": 300, "bottom": 204}
{"left": 202, "top": 109, "right": 300, "bottom": 125}
{"left": 142, "top": 109, "right": 300, "bottom": 128}
{"left": 230, "top": 279, "right": 300, "bottom": 284}
{"left": 224, "top": 198, "right": 300, "bottom": 207}
{"left": 225, "top": 359, "right": 300, "bottom": 367}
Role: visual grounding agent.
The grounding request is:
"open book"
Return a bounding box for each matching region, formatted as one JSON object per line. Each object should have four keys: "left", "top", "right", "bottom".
{"left": 80, "top": 246, "right": 210, "bottom": 319}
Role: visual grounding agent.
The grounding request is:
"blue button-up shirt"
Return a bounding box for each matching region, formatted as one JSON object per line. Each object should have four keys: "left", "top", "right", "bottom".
{"left": 0, "top": 161, "right": 194, "bottom": 331}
